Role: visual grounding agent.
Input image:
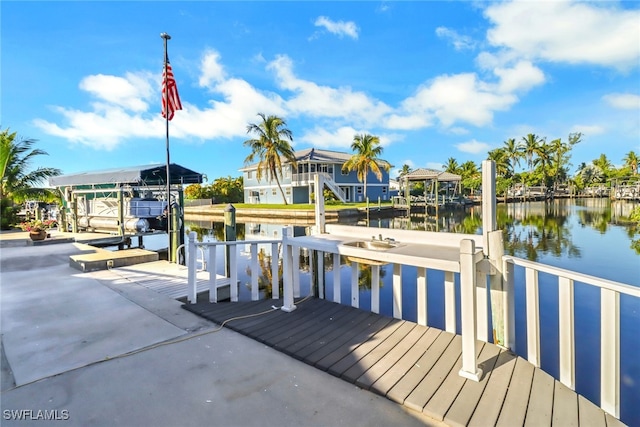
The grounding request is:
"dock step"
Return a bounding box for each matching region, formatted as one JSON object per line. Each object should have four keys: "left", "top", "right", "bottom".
{"left": 70, "top": 247, "right": 159, "bottom": 272}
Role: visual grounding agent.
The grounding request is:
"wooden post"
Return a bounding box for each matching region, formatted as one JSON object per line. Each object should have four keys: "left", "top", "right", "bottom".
{"left": 482, "top": 160, "right": 509, "bottom": 348}
{"left": 459, "top": 239, "right": 482, "bottom": 382}
{"left": 171, "top": 203, "right": 180, "bottom": 263}
{"left": 224, "top": 204, "right": 236, "bottom": 276}
{"left": 71, "top": 195, "right": 78, "bottom": 233}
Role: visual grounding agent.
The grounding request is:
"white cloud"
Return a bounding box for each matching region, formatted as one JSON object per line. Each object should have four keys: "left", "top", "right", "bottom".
{"left": 494, "top": 61, "right": 545, "bottom": 94}
{"left": 299, "top": 126, "right": 361, "bottom": 149}
{"left": 314, "top": 16, "right": 359, "bottom": 39}
{"left": 456, "top": 139, "right": 491, "bottom": 154}
{"left": 267, "top": 55, "right": 391, "bottom": 126}
{"left": 198, "top": 49, "right": 226, "bottom": 88}
{"left": 570, "top": 124, "right": 605, "bottom": 136}
{"left": 484, "top": 1, "right": 640, "bottom": 70}
{"left": 435, "top": 27, "right": 476, "bottom": 51}
{"left": 603, "top": 93, "right": 640, "bottom": 110}
{"left": 78, "top": 72, "right": 154, "bottom": 112}
{"left": 400, "top": 73, "right": 516, "bottom": 127}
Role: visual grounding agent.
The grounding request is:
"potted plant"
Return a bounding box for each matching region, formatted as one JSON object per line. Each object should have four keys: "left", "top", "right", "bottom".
{"left": 18, "top": 219, "right": 58, "bottom": 241}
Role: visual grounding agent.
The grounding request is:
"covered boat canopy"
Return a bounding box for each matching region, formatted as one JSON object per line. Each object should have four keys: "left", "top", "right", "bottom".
{"left": 403, "top": 168, "right": 461, "bottom": 182}
{"left": 49, "top": 163, "right": 203, "bottom": 188}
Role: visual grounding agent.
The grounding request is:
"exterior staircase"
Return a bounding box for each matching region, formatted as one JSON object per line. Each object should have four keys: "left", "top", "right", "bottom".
{"left": 318, "top": 173, "right": 347, "bottom": 202}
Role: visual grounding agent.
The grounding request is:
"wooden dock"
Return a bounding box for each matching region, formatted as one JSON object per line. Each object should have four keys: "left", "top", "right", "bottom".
{"left": 183, "top": 298, "right": 624, "bottom": 427}
{"left": 107, "top": 261, "right": 232, "bottom": 300}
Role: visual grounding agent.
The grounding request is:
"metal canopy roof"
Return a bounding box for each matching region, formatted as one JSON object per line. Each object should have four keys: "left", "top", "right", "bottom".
{"left": 49, "top": 163, "right": 203, "bottom": 187}
{"left": 403, "top": 168, "right": 462, "bottom": 182}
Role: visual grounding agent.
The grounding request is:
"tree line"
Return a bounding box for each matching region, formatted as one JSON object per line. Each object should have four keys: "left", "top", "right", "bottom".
{"left": 398, "top": 133, "right": 638, "bottom": 197}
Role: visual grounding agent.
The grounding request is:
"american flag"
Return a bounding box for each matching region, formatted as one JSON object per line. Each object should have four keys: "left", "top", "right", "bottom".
{"left": 161, "top": 57, "right": 182, "bottom": 121}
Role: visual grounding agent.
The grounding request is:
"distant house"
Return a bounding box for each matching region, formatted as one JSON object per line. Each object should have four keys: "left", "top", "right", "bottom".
{"left": 240, "top": 148, "right": 392, "bottom": 204}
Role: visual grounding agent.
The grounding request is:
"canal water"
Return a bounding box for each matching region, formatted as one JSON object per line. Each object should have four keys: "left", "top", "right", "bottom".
{"left": 181, "top": 198, "right": 639, "bottom": 425}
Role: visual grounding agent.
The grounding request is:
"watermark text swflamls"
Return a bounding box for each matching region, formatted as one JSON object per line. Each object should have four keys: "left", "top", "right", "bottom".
{"left": 3, "top": 409, "right": 70, "bottom": 421}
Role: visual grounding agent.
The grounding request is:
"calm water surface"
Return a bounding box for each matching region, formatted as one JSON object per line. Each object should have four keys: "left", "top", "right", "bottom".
{"left": 181, "top": 198, "right": 639, "bottom": 425}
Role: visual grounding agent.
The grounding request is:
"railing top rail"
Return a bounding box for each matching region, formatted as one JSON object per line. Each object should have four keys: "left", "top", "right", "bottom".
{"left": 503, "top": 255, "right": 640, "bottom": 297}
{"left": 194, "top": 239, "right": 282, "bottom": 247}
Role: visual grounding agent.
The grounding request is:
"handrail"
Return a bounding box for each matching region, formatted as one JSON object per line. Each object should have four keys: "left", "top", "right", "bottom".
{"left": 502, "top": 255, "right": 638, "bottom": 419}
{"left": 502, "top": 255, "right": 640, "bottom": 297}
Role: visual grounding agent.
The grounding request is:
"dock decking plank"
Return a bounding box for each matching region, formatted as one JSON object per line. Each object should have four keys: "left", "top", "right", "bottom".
{"left": 355, "top": 325, "right": 428, "bottom": 391}
{"left": 495, "top": 356, "right": 535, "bottom": 427}
{"left": 263, "top": 302, "right": 346, "bottom": 347}
{"left": 403, "top": 335, "right": 463, "bottom": 413}
{"left": 467, "top": 350, "right": 518, "bottom": 427}
{"left": 343, "top": 322, "right": 417, "bottom": 385}
{"left": 524, "top": 368, "right": 555, "bottom": 427}
{"left": 369, "top": 327, "right": 441, "bottom": 397}
{"left": 552, "top": 379, "right": 579, "bottom": 427}
{"left": 278, "top": 306, "right": 369, "bottom": 357}
{"left": 310, "top": 316, "right": 396, "bottom": 369}
{"left": 180, "top": 298, "right": 620, "bottom": 427}
{"left": 443, "top": 342, "right": 501, "bottom": 427}
{"left": 578, "top": 395, "right": 606, "bottom": 427}
{"left": 386, "top": 331, "right": 455, "bottom": 405}
{"left": 324, "top": 320, "right": 404, "bottom": 377}
{"left": 422, "top": 342, "right": 483, "bottom": 421}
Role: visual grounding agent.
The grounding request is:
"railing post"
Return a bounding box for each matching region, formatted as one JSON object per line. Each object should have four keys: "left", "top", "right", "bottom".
{"left": 393, "top": 263, "right": 403, "bottom": 319}
{"left": 488, "top": 230, "right": 506, "bottom": 346}
{"left": 271, "top": 242, "right": 280, "bottom": 299}
{"left": 459, "top": 239, "right": 483, "bottom": 382}
{"left": 314, "top": 173, "right": 326, "bottom": 234}
{"left": 371, "top": 264, "right": 380, "bottom": 313}
{"left": 444, "top": 271, "right": 456, "bottom": 333}
{"left": 351, "top": 261, "right": 359, "bottom": 308}
{"left": 416, "top": 267, "right": 427, "bottom": 326}
{"left": 281, "top": 227, "right": 297, "bottom": 312}
{"left": 250, "top": 243, "right": 259, "bottom": 301}
{"left": 503, "top": 258, "right": 516, "bottom": 350}
{"left": 601, "top": 288, "right": 620, "bottom": 418}
{"left": 333, "top": 252, "right": 341, "bottom": 304}
{"left": 208, "top": 244, "right": 217, "bottom": 303}
{"left": 558, "top": 277, "right": 575, "bottom": 389}
{"left": 187, "top": 231, "right": 197, "bottom": 304}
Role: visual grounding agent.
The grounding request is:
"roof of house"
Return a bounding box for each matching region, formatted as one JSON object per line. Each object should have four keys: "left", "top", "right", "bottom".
{"left": 402, "top": 168, "right": 462, "bottom": 182}
{"left": 49, "top": 163, "right": 203, "bottom": 187}
{"left": 240, "top": 147, "right": 391, "bottom": 171}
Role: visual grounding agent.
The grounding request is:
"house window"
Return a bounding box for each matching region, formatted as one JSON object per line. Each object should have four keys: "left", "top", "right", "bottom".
{"left": 247, "top": 171, "right": 253, "bottom": 179}
{"left": 328, "top": 165, "right": 334, "bottom": 174}
{"left": 310, "top": 164, "right": 316, "bottom": 173}
{"left": 298, "top": 164, "right": 304, "bottom": 174}
{"left": 357, "top": 187, "right": 363, "bottom": 194}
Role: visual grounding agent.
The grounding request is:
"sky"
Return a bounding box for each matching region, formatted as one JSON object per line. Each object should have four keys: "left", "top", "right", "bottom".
{"left": 2, "top": 1, "right": 639, "bottom": 185}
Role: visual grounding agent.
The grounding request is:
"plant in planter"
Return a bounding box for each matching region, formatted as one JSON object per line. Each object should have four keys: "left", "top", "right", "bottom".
{"left": 18, "top": 219, "right": 58, "bottom": 241}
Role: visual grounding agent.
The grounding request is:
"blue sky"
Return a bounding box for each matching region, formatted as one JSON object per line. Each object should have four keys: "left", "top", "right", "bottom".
{"left": 3, "top": 1, "right": 639, "bottom": 184}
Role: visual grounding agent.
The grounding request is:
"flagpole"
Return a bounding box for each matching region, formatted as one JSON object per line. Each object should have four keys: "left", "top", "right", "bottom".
{"left": 161, "top": 32, "right": 172, "bottom": 262}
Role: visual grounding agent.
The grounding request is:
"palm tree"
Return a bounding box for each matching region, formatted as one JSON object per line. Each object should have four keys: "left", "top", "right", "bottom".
{"left": 397, "top": 164, "right": 412, "bottom": 180}
{"left": 0, "top": 128, "right": 61, "bottom": 203}
{"left": 522, "top": 133, "right": 542, "bottom": 174}
{"left": 341, "top": 133, "right": 390, "bottom": 201}
{"left": 443, "top": 157, "right": 460, "bottom": 174}
{"left": 487, "top": 148, "right": 510, "bottom": 178}
{"left": 623, "top": 151, "right": 639, "bottom": 175}
{"left": 243, "top": 113, "right": 297, "bottom": 205}
{"left": 503, "top": 138, "right": 523, "bottom": 176}
{"left": 592, "top": 154, "right": 613, "bottom": 179}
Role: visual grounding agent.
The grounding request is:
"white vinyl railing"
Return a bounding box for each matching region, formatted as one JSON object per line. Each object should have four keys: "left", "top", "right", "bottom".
{"left": 185, "top": 228, "right": 636, "bottom": 421}
{"left": 502, "top": 255, "right": 640, "bottom": 418}
{"left": 186, "top": 233, "right": 282, "bottom": 303}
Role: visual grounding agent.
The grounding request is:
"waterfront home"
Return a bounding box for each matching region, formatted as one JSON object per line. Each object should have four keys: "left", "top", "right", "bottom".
{"left": 240, "top": 148, "right": 392, "bottom": 204}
